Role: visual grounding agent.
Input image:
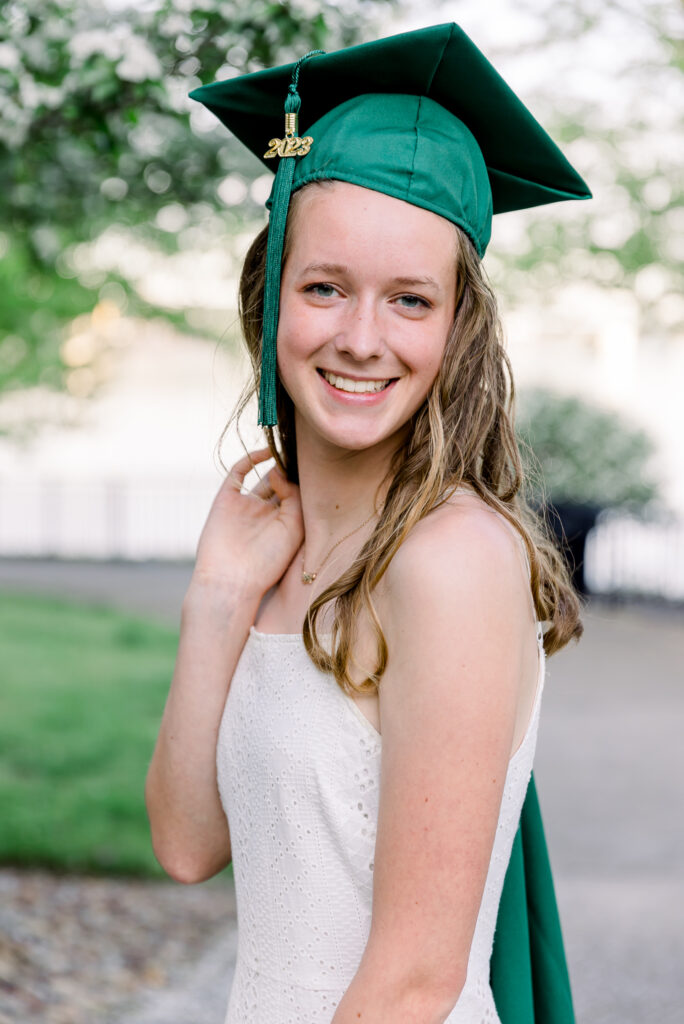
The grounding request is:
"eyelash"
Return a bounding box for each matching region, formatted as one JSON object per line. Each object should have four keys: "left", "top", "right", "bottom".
{"left": 304, "top": 283, "right": 431, "bottom": 309}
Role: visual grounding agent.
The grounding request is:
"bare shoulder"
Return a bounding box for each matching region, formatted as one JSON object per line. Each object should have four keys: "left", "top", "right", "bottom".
{"left": 379, "top": 491, "right": 533, "bottom": 636}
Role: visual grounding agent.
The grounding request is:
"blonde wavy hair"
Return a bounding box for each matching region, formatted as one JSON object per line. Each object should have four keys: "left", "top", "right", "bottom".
{"left": 223, "top": 182, "right": 583, "bottom": 696}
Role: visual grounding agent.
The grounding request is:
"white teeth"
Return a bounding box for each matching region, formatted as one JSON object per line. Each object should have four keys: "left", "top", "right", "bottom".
{"left": 322, "top": 371, "right": 390, "bottom": 394}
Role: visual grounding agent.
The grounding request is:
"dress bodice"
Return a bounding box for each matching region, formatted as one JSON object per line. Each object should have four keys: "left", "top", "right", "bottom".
{"left": 216, "top": 624, "right": 545, "bottom": 1024}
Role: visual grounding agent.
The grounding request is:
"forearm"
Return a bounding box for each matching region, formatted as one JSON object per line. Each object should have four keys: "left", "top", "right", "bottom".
{"left": 145, "top": 576, "right": 260, "bottom": 882}
{"left": 331, "top": 955, "right": 463, "bottom": 1024}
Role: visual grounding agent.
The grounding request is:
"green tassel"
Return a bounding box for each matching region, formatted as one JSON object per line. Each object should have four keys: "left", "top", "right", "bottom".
{"left": 259, "top": 137, "right": 296, "bottom": 426}
{"left": 258, "top": 52, "right": 324, "bottom": 427}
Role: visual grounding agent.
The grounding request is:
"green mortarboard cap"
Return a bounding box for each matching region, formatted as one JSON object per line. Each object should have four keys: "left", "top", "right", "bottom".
{"left": 189, "top": 23, "right": 592, "bottom": 426}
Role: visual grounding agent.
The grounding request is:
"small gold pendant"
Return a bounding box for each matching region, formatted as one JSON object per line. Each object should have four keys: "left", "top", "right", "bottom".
{"left": 301, "top": 571, "right": 317, "bottom": 584}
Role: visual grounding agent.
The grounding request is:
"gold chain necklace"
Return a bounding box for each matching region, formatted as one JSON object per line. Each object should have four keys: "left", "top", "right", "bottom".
{"left": 301, "top": 511, "right": 376, "bottom": 584}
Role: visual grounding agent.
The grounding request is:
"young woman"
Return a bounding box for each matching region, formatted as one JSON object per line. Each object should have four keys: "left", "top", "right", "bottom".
{"left": 146, "top": 23, "right": 591, "bottom": 1024}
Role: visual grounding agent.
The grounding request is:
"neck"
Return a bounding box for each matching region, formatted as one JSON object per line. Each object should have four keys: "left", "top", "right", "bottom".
{"left": 294, "top": 423, "right": 401, "bottom": 565}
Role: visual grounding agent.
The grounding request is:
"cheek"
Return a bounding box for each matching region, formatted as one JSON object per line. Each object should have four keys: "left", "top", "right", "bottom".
{"left": 275, "top": 308, "right": 329, "bottom": 403}
{"left": 277, "top": 294, "right": 327, "bottom": 355}
{"left": 276, "top": 306, "right": 313, "bottom": 369}
{"left": 404, "top": 326, "right": 450, "bottom": 385}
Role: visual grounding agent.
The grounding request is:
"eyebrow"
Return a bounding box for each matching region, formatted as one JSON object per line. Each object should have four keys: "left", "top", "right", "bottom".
{"left": 300, "top": 263, "right": 442, "bottom": 293}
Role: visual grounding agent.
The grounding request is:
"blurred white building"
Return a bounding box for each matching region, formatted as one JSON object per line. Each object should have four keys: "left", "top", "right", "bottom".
{"left": 0, "top": 313, "right": 258, "bottom": 560}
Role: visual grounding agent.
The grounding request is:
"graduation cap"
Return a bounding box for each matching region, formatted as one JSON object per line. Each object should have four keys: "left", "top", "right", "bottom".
{"left": 189, "top": 23, "right": 592, "bottom": 427}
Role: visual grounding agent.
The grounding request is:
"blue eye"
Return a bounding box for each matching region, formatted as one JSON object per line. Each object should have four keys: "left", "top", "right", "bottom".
{"left": 398, "top": 294, "right": 429, "bottom": 309}
{"left": 306, "top": 283, "right": 336, "bottom": 298}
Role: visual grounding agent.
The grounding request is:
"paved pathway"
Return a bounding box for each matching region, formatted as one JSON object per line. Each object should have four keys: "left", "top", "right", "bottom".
{"left": 3, "top": 559, "right": 683, "bottom": 1022}
{"left": 534, "top": 601, "right": 684, "bottom": 1024}
{"left": 0, "top": 556, "right": 193, "bottom": 625}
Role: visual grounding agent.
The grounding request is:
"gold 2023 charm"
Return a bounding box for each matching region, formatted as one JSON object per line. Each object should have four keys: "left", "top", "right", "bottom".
{"left": 264, "top": 110, "right": 313, "bottom": 158}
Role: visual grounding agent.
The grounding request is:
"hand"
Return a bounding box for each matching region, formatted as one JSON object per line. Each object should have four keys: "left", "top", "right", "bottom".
{"left": 192, "top": 447, "right": 304, "bottom": 600}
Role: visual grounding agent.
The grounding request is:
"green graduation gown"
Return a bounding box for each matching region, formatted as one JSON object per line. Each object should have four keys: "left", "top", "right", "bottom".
{"left": 490, "top": 774, "right": 575, "bottom": 1023}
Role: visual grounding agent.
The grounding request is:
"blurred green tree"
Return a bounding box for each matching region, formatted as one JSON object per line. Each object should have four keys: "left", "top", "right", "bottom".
{"left": 516, "top": 386, "right": 661, "bottom": 593}
{"left": 517, "top": 387, "right": 659, "bottom": 510}
{"left": 0, "top": 0, "right": 393, "bottom": 397}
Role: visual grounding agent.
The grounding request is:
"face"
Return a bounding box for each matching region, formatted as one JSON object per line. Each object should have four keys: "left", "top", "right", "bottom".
{"left": 276, "top": 181, "right": 458, "bottom": 458}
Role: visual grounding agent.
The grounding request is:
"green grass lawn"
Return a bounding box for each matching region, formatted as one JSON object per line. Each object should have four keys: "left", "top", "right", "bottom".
{"left": 0, "top": 590, "right": 208, "bottom": 878}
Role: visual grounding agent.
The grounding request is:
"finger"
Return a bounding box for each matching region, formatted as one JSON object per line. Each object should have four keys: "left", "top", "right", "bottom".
{"left": 268, "top": 467, "right": 302, "bottom": 512}
{"left": 226, "top": 447, "right": 274, "bottom": 489}
{"left": 251, "top": 475, "right": 276, "bottom": 500}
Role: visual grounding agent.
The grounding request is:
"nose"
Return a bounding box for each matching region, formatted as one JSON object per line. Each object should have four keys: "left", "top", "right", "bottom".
{"left": 333, "top": 298, "right": 386, "bottom": 362}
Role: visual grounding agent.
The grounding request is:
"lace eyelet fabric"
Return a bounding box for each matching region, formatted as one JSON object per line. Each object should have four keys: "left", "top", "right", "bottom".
{"left": 216, "top": 625, "right": 546, "bottom": 1023}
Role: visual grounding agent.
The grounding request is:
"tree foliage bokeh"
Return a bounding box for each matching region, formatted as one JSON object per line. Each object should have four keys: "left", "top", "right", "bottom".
{"left": 517, "top": 387, "right": 659, "bottom": 509}
{"left": 470, "top": 0, "right": 683, "bottom": 337}
{"left": 0, "top": 0, "right": 394, "bottom": 397}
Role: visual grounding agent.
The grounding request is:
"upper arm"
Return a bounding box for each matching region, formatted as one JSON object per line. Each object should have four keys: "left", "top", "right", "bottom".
{"left": 364, "top": 503, "right": 534, "bottom": 998}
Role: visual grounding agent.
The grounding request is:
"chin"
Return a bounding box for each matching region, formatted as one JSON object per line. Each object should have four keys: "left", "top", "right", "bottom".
{"left": 291, "top": 394, "right": 415, "bottom": 456}
{"left": 317, "top": 418, "right": 408, "bottom": 454}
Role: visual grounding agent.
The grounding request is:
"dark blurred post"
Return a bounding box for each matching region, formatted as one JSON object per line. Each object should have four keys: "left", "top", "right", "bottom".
{"left": 545, "top": 501, "right": 602, "bottom": 596}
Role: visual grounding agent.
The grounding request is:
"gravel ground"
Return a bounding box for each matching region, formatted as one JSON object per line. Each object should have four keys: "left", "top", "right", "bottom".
{"left": 110, "top": 928, "right": 236, "bottom": 1024}
{"left": 0, "top": 868, "right": 236, "bottom": 1024}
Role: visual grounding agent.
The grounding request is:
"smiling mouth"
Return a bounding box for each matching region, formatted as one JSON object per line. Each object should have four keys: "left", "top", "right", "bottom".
{"left": 318, "top": 369, "right": 396, "bottom": 394}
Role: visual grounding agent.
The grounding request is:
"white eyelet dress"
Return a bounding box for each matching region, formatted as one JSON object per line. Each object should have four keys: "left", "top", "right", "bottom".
{"left": 216, "top": 622, "right": 546, "bottom": 1024}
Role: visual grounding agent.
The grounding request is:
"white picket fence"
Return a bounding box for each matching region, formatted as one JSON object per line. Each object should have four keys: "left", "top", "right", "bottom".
{"left": 0, "top": 477, "right": 683, "bottom": 600}
{"left": 0, "top": 477, "right": 218, "bottom": 561}
{"left": 585, "top": 511, "right": 684, "bottom": 601}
